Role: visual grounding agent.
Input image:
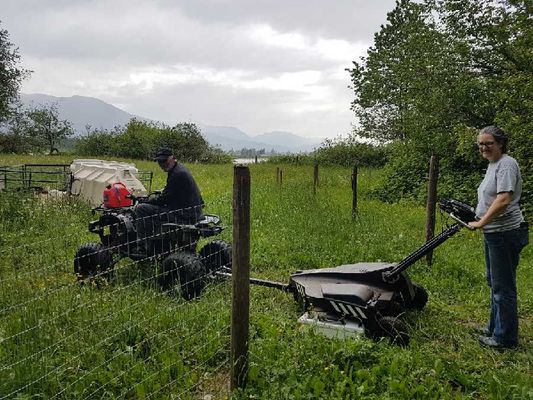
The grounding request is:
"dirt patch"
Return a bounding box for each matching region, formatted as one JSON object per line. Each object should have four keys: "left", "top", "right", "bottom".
{"left": 195, "top": 369, "right": 231, "bottom": 400}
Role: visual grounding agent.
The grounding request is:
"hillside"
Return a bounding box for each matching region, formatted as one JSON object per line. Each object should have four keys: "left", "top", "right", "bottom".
{"left": 20, "top": 94, "right": 322, "bottom": 153}
{"left": 20, "top": 93, "right": 141, "bottom": 133}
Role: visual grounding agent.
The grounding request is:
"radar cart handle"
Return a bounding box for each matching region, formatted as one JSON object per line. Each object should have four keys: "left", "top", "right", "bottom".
{"left": 382, "top": 198, "right": 477, "bottom": 282}
{"left": 450, "top": 213, "right": 476, "bottom": 230}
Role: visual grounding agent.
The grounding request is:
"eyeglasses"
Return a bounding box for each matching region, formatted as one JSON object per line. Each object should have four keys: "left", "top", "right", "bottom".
{"left": 477, "top": 141, "right": 495, "bottom": 147}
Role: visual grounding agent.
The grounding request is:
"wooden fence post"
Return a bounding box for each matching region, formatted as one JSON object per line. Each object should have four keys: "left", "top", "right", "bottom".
{"left": 231, "top": 166, "right": 251, "bottom": 390}
{"left": 276, "top": 167, "right": 279, "bottom": 184}
{"left": 351, "top": 165, "right": 358, "bottom": 218}
{"left": 279, "top": 169, "right": 283, "bottom": 187}
{"left": 425, "top": 154, "right": 439, "bottom": 265}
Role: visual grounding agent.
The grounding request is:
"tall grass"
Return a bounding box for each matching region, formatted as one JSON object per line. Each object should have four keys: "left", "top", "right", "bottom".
{"left": 0, "top": 155, "right": 531, "bottom": 399}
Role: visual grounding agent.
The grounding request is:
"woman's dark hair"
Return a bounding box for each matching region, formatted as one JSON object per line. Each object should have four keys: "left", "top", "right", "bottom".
{"left": 480, "top": 125, "right": 508, "bottom": 153}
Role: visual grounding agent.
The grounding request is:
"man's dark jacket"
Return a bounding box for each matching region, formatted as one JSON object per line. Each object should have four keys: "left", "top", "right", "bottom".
{"left": 147, "top": 162, "right": 204, "bottom": 222}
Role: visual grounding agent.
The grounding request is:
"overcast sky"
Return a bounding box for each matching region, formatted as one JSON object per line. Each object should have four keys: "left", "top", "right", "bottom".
{"left": 2, "top": 0, "right": 396, "bottom": 139}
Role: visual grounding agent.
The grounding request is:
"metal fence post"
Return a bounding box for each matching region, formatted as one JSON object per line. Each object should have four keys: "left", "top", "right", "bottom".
{"left": 231, "top": 165, "right": 250, "bottom": 390}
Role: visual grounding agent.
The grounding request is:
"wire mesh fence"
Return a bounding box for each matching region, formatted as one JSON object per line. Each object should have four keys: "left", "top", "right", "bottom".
{"left": 0, "top": 163, "right": 154, "bottom": 198}
{"left": 0, "top": 193, "right": 233, "bottom": 399}
{"left": 0, "top": 163, "right": 71, "bottom": 192}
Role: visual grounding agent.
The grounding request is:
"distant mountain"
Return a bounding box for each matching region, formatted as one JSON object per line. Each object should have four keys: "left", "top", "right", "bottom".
{"left": 197, "top": 124, "right": 250, "bottom": 141}
{"left": 20, "top": 93, "right": 322, "bottom": 153}
{"left": 197, "top": 124, "right": 253, "bottom": 150}
{"left": 20, "top": 93, "right": 143, "bottom": 134}
{"left": 198, "top": 125, "right": 322, "bottom": 153}
{"left": 256, "top": 131, "right": 321, "bottom": 151}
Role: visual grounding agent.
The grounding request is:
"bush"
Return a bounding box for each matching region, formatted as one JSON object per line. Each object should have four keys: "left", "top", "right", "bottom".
{"left": 373, "top": 131, "right": 531, "bottom": 222}
{"left": 313, "top": 137, "right": 388, "bottom": 168}
{"left": 75, "top": 129, "right": 119, "bottom": 157}
{"left": 266, "top": 153, "right": 313, "bottom": 165}
{"left": 75, "top": 119, "right": 232, "bottom": 164}
{"left": 373, "top": 141, "right": 489, "bottom": 208}
{"left": 266, "top": 137, "right": 388, "bottom": 168}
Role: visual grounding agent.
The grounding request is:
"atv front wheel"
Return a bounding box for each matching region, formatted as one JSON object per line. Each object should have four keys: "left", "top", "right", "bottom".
{"left": 199, "top": 240, "right": 232, "bottom": 273}
{"left": 160, "top": 252, "right": 206, "bottom": 300}
{"left": 74, "top": 242, "right": 113, "bottom": 281}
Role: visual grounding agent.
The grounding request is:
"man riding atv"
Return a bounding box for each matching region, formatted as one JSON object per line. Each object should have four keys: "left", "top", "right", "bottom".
{"left": 133, "top": 147, "right": 205, "bottom": 256}
{"left": 74, "top": 149, "right": 231, "bottom": 299}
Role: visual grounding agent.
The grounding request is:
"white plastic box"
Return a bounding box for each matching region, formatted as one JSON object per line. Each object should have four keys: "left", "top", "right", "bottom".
{"left": 70, "top": 159, "right": 148, "bottom": 206}
{"left": 298, "top": 312, "right": 365, "bottom": 339}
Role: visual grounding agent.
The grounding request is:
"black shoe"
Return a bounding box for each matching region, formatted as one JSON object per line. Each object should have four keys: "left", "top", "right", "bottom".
{"left": 478, "top": 335, "right": 517, "bottom": 350}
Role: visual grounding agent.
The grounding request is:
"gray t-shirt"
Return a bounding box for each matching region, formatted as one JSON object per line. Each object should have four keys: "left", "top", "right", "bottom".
{"left": 476, "top": 154, "right": 524, "bottom": 233}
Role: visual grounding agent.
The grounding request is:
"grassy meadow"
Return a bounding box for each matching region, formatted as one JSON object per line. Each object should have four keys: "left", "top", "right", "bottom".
{"left": 0, "top": 154, "right": 532, "bottom": 399}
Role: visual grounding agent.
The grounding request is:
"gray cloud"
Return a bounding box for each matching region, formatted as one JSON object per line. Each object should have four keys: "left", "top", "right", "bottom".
{"left": 2, "top": 0, "right": 396, "bottom": 139}
{"left": 178, "top": 0, "right": 394, "bottom": 42}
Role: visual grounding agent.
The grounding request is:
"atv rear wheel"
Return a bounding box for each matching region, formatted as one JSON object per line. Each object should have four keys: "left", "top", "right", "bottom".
{"left": 375, "top": 315, "right": 410, "bottom": 346}
{"left": 160, "top": 252, "right": 206, "bottom": 300}
{"left": 199, "top": 240, "right": 232, "bottom": 273}
{"left": 74, "top": 242, "right": 113, "bottom": 281}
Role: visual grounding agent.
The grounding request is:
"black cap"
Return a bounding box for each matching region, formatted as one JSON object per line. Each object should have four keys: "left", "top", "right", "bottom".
{"left": 154, "top": 148, "right": 173, "bottom": 161}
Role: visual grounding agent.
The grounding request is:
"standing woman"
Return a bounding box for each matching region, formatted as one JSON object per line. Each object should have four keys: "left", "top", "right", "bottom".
{"left": 468, "top": 125, "right": 529, "bottom": 349}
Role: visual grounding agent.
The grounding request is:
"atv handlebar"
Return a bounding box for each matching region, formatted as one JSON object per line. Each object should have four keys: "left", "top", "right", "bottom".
{"left": 125, "top": 194, "right": 149, "bottom": 204}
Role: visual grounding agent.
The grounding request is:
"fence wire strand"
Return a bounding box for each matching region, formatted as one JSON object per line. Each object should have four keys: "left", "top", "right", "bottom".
{"left": 0, "top": 196, "right": 233, "bottom": 399}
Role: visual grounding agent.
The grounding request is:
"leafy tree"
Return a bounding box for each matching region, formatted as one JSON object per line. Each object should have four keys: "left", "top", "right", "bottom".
{"left": 154, "top": 122, "right": 210, "bottom": 162}
{"left": 74, "top": 128, "right": 118, "bottom": 157}
{"left": 0, "top": 22, "right": 30, "bottom": 123}
{"left": 349, "top": 0, "right": 474, "bottom": 155}
{"left": 75, "top": 119, "right": 232, "bottom": 163}
{"left": 0, "top": 102, "right": 32, "bottom": 153}
{"left": 116, "top": 119, "right": 157, "bottom": 159}
{"left": 431, "top": 0, "right": 533, "bottom": 213}
{"left": 26, "top": 103, "right": 74, "bottom": 154}
{"left": 349, "top": 0, "right": 532, "bottom": 213}
{"left": 313, "top": 135, "right": 388, "bottom": 168}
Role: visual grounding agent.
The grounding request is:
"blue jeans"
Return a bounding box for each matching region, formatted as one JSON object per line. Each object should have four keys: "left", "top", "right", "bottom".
{"left": 484, "top": 225, "right": 529, "bottom": 345}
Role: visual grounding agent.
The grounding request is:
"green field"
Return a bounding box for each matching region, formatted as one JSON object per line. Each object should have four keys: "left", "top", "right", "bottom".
{"left": 1, "top": 155, "right": 532, "bottom": 399}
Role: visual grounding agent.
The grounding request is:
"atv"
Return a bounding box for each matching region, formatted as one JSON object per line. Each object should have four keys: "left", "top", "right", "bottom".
{"left": 74, "top": 195, "right": 232, "bottom": 300}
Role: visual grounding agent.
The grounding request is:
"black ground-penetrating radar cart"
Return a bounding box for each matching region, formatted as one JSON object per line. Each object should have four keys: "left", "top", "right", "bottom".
{"left": 74, "top": 197, "right": 232, "bottom": 300}
{"left": 215, "top": 198, "right": 477, "bottom": 345}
